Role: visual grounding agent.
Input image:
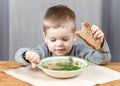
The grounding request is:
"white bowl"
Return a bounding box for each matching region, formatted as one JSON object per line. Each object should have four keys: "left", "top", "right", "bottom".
{"left": 37, "top": 56, "right": 89, "bottom": 78}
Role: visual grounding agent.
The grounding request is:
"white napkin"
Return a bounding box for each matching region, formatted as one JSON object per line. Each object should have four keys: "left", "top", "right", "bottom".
{"left": 4, "top": 63, "right": 120, "bottom": 86}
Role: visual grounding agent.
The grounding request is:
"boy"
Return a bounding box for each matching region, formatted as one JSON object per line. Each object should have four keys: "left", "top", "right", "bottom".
{"left": 15, "top": 5, "right": 111, "bottom": 68}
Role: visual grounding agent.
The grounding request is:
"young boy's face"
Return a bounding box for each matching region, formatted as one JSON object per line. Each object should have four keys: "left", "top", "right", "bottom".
{"left": 44, "top": 27, "right": 76, "bottom": 56}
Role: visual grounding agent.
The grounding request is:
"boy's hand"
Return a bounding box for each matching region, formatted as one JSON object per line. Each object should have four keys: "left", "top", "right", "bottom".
{"left": 24, "top": 51, "right": 40, "bottom": 68}
{"left": 91, "top": 25, "right": 104, "bottom": 43}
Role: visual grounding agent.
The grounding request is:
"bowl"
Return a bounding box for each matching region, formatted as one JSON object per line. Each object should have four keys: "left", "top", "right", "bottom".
{"left": 37, "top": 56, "right": 89, "bottom": 78}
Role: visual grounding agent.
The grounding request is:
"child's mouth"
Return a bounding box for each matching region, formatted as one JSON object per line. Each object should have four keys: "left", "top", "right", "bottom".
{"left": 55, "top": 49, "right": 65, "bottom": 53}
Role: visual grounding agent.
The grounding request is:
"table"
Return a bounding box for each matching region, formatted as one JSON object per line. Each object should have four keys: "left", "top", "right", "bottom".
{"left": 0, "top": 61, "right": 120, "bottom": 86}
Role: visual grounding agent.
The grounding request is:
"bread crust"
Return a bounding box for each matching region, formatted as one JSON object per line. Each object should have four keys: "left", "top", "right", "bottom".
{"left": 75, "top": 21, "right": 101, "bottom": 50}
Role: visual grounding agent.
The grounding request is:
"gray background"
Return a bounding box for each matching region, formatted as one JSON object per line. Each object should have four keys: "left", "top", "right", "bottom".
{"left": 0, "top": 0, "right": 120, "bottom": 61}
{"left": 0, "top": 0, "right": 9, "bottom": 60}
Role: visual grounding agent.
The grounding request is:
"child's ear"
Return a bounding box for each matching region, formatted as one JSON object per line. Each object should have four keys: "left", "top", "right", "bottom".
{"left": 43, "top": 32, "right": 47, "bottom": 43}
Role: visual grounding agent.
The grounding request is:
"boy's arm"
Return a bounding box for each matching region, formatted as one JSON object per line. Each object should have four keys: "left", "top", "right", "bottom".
{"left": 87, "top": 39, "right": 111, "bottom": 64}
{"left": 76, "top": 39, "right": 111, "bottom": 64}
{"left": 15, "top": 48, "right": 31, "bottom": 66}
{"left": 15, "top": 43, "right": 50, "bottom": 66}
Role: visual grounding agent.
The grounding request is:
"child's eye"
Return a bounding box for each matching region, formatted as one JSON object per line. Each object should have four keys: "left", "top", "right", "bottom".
{"left": 50, "top": 39, "right": 56, "bottom": 42}
{"left": 63, "top": 39, "right": 69, "bottom": 41}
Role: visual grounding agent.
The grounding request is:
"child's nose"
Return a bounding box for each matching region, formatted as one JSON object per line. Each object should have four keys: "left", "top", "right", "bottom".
{"left": 56, "top": 40, "right": 63, "bottom": 46}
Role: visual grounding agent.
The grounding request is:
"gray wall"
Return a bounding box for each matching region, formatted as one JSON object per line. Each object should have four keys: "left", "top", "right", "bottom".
{"left": 9, "top": 0, "right": 102, "bottom": 60}
{"left": 2, "top": 0, "right": 120, "bottom": 61}
{"left": 102, "top": 0, "right": 120, "bottom": 62}
{"left": 0, "top": 0, "right": 9, "bottom": 60}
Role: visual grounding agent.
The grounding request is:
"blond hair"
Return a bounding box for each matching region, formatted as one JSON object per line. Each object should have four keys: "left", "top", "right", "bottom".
{"left": 43, "top": 5, "right": 76, "bottom": 33}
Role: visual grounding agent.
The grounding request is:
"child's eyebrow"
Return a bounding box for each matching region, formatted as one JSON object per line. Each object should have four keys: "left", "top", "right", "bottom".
{"left": 48, "top": 36, "right": 69, "bottom": 39}
{"left": 48, "top": 35, "right": 71, "bottom": 39}
{"left": 48, "top": 37, "right": 55, "bottom": 39}
{"left": 62, "top": 36, "right": 70, "bottom": 38}
{"left": 62, "top": 35, "right": 72, "bottom": 38}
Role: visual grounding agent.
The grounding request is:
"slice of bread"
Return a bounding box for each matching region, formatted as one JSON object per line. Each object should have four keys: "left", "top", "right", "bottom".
{"left": 75, "top": 21, "right": 101, "bottom": 50}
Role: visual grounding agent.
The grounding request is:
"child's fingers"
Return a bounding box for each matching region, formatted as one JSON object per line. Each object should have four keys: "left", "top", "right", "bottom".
{"left": 31, "top": 59, "right": 39, "bottom": 68}
{"left": 31, "top": 63, "right": 36, "bottom": 68}
{"left": 28, "top": 53, "right": 35, "bottom": 61}
{"left": 25, "top": 51, "right": 31, "bottom": 60}
{"left": 30, "top": 54, "right": 39, "bottom": 63}
{"left": 97, "top": 31, "right": 104, "bottom": 38}
{"left": 24, "top": 51, "right": 40, "bottom": 65}
{"left": 91, "top": 25, "right": 98, "bottom": 34}
{"left": 91, "top": 25, "right": 103, "bottom": 37}
{"left": 23, "top": 51, "right": 40, "bottom": 69}
{"left": 94, "top": 30, "right": 101, "bottom": 38}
